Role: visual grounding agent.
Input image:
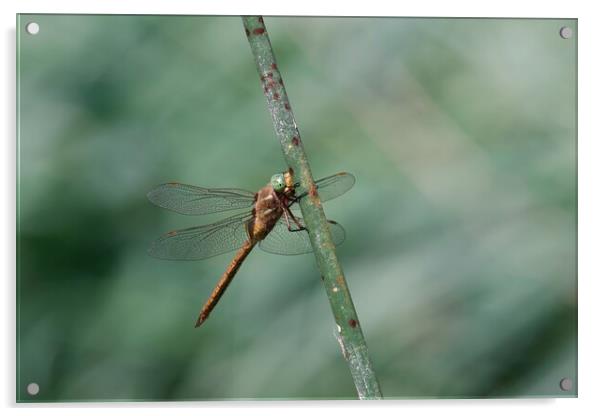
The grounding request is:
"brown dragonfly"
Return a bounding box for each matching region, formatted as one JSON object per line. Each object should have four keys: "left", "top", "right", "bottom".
{"left": 147, "top": 170, "right": 354, "bottom": 327}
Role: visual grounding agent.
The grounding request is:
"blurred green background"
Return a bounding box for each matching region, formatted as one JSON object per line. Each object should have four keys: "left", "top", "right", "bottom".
{"left": 17, "top": 15, "right": 576, "bottom": 401}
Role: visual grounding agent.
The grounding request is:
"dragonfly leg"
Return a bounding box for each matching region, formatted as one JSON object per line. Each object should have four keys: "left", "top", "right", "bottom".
{"left": 284, "top": 205, "right": 306, "bottom": 232}
{"left": 280, "top": 199, "right": 306, "bottom": 232}
{"left": 286, "top": 194, "right": 306, "bottom": 208}
{"left": 282, "top": 206, "right": 293, "bottom": 229}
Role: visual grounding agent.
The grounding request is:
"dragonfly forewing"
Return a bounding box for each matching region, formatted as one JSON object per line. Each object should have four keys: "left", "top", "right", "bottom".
{"left": 147, "top": 183, "right": 255, "bottom": 215}
{"left": 291, "top": 173, "right": 355, "bottom": 212}
{"left": 313, "top": 172, "right": 355, "bottom": 203}
{"left": 149, "top": 212, "right": 253, "bottom": 260}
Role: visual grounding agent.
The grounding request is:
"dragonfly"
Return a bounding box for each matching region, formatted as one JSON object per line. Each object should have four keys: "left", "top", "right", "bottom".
{"left": 147, "top": 170, "right": 355, "bottom": 327}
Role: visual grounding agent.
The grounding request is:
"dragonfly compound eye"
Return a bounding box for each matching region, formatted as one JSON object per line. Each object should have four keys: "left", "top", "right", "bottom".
{"left": 270, "top": 173, "right": 286, "bottom": 193}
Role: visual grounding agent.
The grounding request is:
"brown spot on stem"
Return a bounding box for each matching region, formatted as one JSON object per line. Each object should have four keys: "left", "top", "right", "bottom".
{"left": 348, "top": 319, "right": 358, "bottom": 328}
{"left": 273, "top": 92, "right": 280, "bottom": 100}
{"left": 253, "top": 28, "right": 265, "bottom": 35}
{"left": 309, "top": 184, "right": 318, "bottom": 197}
{"left": 245, "top": 28, "right": 250, "bottom": 36}
{"left": 258, "top": 17, "right": 264, "bottom": 24}
{"left": 284, "top": 103, "right": 291, "bottom": 111}
{"left": 271, "top": 63, "right": 278, "bottom": 70}
{"left": 267, "top": 72, "right": 273, "bottom": 79}
{"left": 291, "top": 136, "right": 299, "bottom": 146}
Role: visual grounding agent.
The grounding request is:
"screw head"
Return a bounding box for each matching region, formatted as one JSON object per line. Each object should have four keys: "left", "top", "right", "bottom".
{"left": 25, "top": 22, "right": 40, "bottom": 35}
{"left": 559, "top": 377, "right": 573, "bottom": 391}
{"left": 27, "top": 382, "right": 40, "bottom": 396}
{"left": 559, "top": 26, "right": 573, "bottom": 39}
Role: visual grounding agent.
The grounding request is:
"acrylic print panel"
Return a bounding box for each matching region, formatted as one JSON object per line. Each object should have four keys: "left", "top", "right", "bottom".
{"left": 16, "top": 14, "right": 577, "bottom": 401}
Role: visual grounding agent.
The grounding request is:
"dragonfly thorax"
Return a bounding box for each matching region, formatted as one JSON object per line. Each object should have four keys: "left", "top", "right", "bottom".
{"left": 250, "top": 184, "right": 284, "bottom": 242}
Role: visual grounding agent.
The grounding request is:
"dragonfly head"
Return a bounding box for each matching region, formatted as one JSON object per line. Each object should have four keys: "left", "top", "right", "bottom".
{"left": 270, "top": 173, "right": 286, "bottom": 193}
{"left": 272, "top": 170, "right": 297, "bottom": 196}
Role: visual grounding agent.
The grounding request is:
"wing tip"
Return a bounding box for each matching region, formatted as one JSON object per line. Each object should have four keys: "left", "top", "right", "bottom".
{"left": 147, "top": 244, "right": 166, "bottom": 260}
{"left": 146, "top": 182, "right": 181, "bottom": 202}
{"left": 341, "top": 172, "right": 356, "bottom": 186}
{"left": 327, "top": 220, "right": 346, "bottom": 246}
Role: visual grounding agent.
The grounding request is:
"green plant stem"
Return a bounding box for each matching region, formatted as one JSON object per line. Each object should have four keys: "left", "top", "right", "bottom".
{"left": 242, "top": 16, "right": 383, "bottom": 400}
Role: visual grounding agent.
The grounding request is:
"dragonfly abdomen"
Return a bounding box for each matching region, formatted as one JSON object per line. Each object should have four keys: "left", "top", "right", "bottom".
{"left": 195, "top": 239, "right": 256, "bottom": 327}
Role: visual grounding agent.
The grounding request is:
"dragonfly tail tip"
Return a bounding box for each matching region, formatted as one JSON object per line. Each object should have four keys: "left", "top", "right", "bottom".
{"left": 195, "top": 315, "right": 207, "bottom": 328}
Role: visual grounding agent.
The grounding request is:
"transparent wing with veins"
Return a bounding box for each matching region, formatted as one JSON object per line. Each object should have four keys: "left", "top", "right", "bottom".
{"left": 291, "top": 172, "right": 355, "bottom": 209}
{"left": 259, "top": 218, "right": 346, "bottom": 255}
{"left": 148, "top": 212, "right": 253, "bottom": 260}
{"left": 147, "top": 182, "right": 255, "bottom": 215}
